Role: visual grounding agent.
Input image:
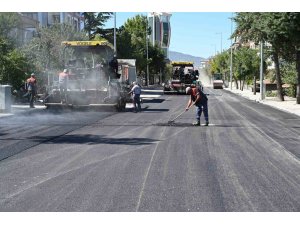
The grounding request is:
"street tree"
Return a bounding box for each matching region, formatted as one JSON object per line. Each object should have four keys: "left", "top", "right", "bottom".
{"left": 233, "top": 13, "right": 288, "bottom": 101}
{"left": 0, "top": 12, "right": 20, "bottom": 43}
{"left": 233, "top": 47, "right": 261, "bottom": 91}
{"left": 123, "top": 14, "right": 148, "bottom": 75}
{"left": 280, "top": 13, "right": 300, "bottom": 104}
{"left": 22, "top": 23, "right": 86, "bottom": 72}
{"left": 0, "top": 13, "right": 31, "bottom": 89}
{"left": 82, "top": 12, "right": 113, "bottom": 40}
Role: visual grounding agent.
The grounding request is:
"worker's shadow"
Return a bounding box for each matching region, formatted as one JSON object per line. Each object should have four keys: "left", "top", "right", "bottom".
{"left": 142, "top": 108, "right": 169, "bottom": 112}
{"left": 154, "top": 122, "right": 195, "bottom": 127}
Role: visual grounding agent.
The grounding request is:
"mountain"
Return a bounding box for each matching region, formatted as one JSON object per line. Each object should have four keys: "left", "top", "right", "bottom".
{"left": 168, "top": 51, "right": 206, "bottom": 68}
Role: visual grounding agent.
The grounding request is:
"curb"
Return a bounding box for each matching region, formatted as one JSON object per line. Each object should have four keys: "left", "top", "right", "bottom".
{"left": 223, "top": 89, "right": 300, "bottom": 118}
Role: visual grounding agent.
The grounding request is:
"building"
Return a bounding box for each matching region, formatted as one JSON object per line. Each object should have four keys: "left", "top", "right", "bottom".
{"left": 147, "top": 12, "right": 172, "bottom": 59}
{"left": 17, "top": 12, "right": 82, "bottom": 45}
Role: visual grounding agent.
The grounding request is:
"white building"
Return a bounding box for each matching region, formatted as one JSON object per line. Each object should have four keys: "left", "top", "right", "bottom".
{"left": 147, "top": 12, "right": 172, "bottom": 59}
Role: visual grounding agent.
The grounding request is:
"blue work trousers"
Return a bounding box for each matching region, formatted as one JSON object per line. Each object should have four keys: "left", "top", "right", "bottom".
{"left": 195, "top": 101, "right": 209, "bottom": 122}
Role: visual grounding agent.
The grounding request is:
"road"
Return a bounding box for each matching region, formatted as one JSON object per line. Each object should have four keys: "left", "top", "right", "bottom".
{"left": 0, "top": 87, "right": 299, "bottom": 211}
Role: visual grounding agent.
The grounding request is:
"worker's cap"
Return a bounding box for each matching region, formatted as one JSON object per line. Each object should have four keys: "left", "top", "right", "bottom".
{"left": 31, "top": 73, "right": 35, "bottom": 76}
{"left": 186, "top": 87, "right": 191, "bottom": 94}
{"left": 133, "top": 81, "right": 137, "bottom": 85}
{"left": 63, "top": 69, "right": 68, "bottom": 73}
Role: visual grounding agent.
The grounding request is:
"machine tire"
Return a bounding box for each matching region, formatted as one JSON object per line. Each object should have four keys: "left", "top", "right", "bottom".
{"left": 116, "top": 98, "right": 126, "bottom": 112}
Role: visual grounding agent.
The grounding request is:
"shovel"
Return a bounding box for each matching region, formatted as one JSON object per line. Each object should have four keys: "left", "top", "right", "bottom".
{"left": 167, "top": 102, "right": 195, "bottom": 124}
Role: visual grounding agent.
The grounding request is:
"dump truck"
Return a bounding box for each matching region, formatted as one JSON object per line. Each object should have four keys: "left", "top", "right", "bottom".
{"left": 163, "top": 61, "right": 199, "bottom": 94}
{"left": 44, "top": 40, "right": 129, "bottom": 111}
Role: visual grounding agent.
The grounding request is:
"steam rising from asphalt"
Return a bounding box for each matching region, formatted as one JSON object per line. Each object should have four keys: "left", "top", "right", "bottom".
{"left": 1, "top": 108, "right": 114, "bottom": 126}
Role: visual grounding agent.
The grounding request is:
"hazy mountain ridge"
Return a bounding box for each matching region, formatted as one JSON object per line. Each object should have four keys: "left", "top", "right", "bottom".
{"left": 169, "top": 51, "right": 206, "bottom": 68}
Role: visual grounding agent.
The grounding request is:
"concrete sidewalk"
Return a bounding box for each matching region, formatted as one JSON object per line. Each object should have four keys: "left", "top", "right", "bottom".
{"left": 224, "top": 87, "right": 300, "bottom": 117}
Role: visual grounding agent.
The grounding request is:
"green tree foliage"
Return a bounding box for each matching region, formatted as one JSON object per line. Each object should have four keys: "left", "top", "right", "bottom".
{"left": 22, "top": 23, "right": 87, "bottom": 72}
{"left": 281, "top": 62, "right": 297, "bottom": 97}
{"left": 20, "top": 24, "right": 87, "bottom": 90}
{"left": 234, "top": 12, "right": 300, "bottom": 103}
{"left": 280, "top": 13, "right": 300, "bottom": 103}
{"left": 0, "top": 12, "right": 20, "bottom": 42}
{"left": 233, "top": 13, "right": 287, "bottom": 100}
{"left": 0, "top": 13, "right": 30, "bottom": 90}
{"left": 122, "top": 14, "right": 148, "bottom": 75}
{"left": 120, "top": 14, "right": 166, "bottom": 84}
{"left": 82, "top": 12, "right": 113, "bottom": 40}
{"left": 116, "top": 26, "right": 135, "bottom": 59}
{"left": 233, "top": 47, "right": 261, "bottom": 90}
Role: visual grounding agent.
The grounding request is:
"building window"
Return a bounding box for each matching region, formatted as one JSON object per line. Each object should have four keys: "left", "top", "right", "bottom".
{"left": 53, "top": 15, "right": 60, "bottom": 23}
{"left": 161, "top": 22, "right": 170, "bottom": 47}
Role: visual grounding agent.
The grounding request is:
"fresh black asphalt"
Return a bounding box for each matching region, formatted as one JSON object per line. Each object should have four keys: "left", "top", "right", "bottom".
{"left": 0, "top": 87, "right": 299, "bottom": 211}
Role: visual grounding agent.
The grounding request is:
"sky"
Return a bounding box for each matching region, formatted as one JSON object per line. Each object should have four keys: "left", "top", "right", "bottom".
{"left": 4, "top": 0, "right": 299, "bottom": 59}
{"left": 105, "top": 12, "right": 233, "bottom": 59}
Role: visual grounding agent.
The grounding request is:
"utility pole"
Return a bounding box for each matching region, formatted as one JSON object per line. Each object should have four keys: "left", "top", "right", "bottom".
{"left": 113, "top": 12, "right": 117, "bottom": 55}
{"left": 229, "top": 14, "right": 233, "bottom": 90}
{"left": 260, "top": 41, "right": 264, "bottom": 100}
{"left": 146, "top": 18, "right": 149, "bottom": 86}
{"left": 230, "top": 44, "right": 233, "bottom": 90}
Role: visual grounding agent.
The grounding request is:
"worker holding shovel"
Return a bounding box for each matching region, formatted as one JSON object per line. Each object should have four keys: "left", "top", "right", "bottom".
{"left": 185, "top": 86, "right": 209, "bottom": 126}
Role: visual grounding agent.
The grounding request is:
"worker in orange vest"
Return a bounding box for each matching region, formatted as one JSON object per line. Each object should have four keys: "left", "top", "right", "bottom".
{"left": 185, "top": 86, "right": 209, "bottom": 126}
{"left": 58, "top": 69, "right": 69, "bottom": 103}
{"left": 26, "top": 73, "right": 37, "bottom": 108}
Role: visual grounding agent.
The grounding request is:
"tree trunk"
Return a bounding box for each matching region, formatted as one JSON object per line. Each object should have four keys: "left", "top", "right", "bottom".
{"left": 241, "top": 74, "right": 246, "bottom": 91}
{"left": 296, "top": 50, "right": 300, "bottom": 104}
{"left": 235, "top": 79, "right": 239, "bottom": 89}
{"left": 273, "top": 51, "right": 284, "bottom": 101}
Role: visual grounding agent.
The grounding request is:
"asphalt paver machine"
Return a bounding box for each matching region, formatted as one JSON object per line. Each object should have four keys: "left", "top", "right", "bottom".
{"left": 163, "top": 61, "right": 199, "bottom": 94}
{"left": 44, "top": 40, "right": 128, "bottom": 111}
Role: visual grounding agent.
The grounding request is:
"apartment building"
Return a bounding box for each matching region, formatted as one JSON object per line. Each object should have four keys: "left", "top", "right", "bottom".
{"left": 17, "top": 12, "right": 82, "bottom": 45}
{"left": 147, "top": 12, "right": 172, "bottom": 59}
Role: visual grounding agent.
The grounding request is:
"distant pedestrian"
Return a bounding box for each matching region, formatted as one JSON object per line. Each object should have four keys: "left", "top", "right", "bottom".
{"left": 129, "top": 81, "right": 142, "bottom": 112}
{"left": 26, "top": 73, "right": 37, "bottom": 108}
{"left": 58, "top": 69, "right": 69, "bottom": 103}
{"left": 185, "top": 86, "right": 209, "bottom": 126}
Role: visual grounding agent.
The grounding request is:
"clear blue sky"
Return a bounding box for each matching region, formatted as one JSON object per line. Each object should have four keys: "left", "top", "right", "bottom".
{"left": 105, "top": 12, "right": 234, "bottom": 59}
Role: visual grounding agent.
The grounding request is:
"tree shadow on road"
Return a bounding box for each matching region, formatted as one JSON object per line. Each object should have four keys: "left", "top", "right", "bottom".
{"left": 29, "top": 134, "right": 160, "bottom": 146}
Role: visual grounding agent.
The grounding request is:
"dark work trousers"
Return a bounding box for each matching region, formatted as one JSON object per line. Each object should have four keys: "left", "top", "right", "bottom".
{"left": 195, "top": 101, "right": 209, "bottom": 122}
{"left": 133, "top": 94, "right": 141, "bottom": 112}
{"left": 59, "top": 84, "right": 67, "bottom": 102}
{"left": 28, "top": 90, "right": 36, "bottom": 108}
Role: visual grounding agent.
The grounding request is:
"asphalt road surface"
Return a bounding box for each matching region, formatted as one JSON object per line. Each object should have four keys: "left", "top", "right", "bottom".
{"left": 0, "top": 87, "right": 299, "bottom": 211}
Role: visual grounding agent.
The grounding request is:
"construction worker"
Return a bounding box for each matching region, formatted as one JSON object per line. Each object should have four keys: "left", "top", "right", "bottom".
{"left": 26, "top": 73, "right": 37, "bottom": 108}
{"left": 58, "top": 69, "right": 69, "bottom": 103}
{"left": 129, "top": 81, "right": 142, "bottom": 113}
{"left": 185, "top": 86, "right": 209, "bottom": 126}
{"left": 109, "top": 55, "right": 119, "bottom": 78}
